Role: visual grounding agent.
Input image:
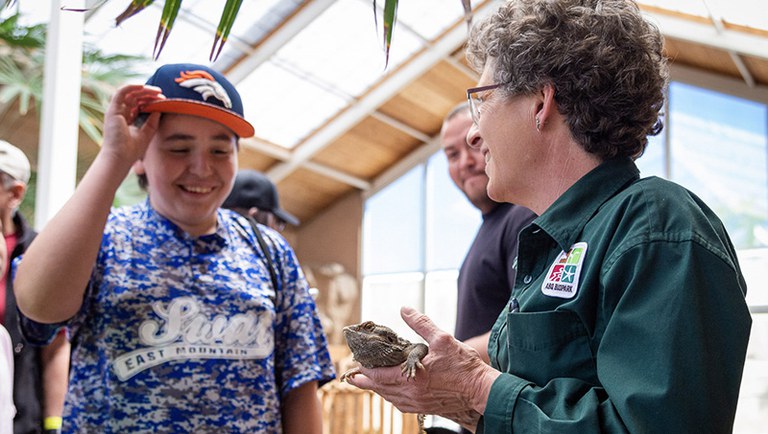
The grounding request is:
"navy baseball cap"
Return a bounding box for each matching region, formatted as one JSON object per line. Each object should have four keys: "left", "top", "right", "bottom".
{"left": 223, "top": 170, "right": 300, "bottom": 226}
{"left": 141, "top": 63, "right": 255, "bottom": 138}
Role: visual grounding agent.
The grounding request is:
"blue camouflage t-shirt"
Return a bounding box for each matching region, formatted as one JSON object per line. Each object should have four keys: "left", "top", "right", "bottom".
{"left": 19, "top": 200, "right": 335, "bottom": 433}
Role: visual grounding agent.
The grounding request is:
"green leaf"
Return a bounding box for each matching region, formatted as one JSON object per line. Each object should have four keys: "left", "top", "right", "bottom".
{"left": 376, "top": 0, "right": 398, "bottom": 69}
{"left": 154, "top": 0, "right": 183, "bottom": 60}
{"left": 115, "top": 0, "right": 156, "bottom": 26}
{"left": 0, "top": 13, "right": 47, "bottom": 49}
{"left": 210, "top": 0, "right": 244, "bottom": 61}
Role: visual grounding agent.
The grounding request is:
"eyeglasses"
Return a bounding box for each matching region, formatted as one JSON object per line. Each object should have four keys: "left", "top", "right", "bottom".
{"left": 467, "top": 83, "right": 506, "bottom": 125}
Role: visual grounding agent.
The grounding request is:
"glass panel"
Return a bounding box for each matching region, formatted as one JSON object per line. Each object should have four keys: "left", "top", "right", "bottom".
{"left": 636, "top": 128, "right": 666, "bottom": 179}
{"left": 424, "top": 270, "right": 459, "bottom": 335}
{"left": 669, "top": 82, "right": 768, "bottom": 250}
{"left": 738, "top": 249, "right": 768, "bottom": 307}
{"left": 734, "top": 313, "right": 768, "bottom": 433}
{"left": 708, "top": 0, "right": 768, "bottom": 31}
{"left": 636, "top": 0, "right": 709, "bottom": 17}
{"left": 395, "top": 0, "right": 471, "bottom": 41}
{"left": 363, "top": 165, "right": 425, "bottom": 275}
{"left": 273, "top": 0, "right": 423, "bottom": 97}
{"left": 238, "top": 61, "right": 349, "bottom": 148}
{"left": 425, "top": 151, "right": 482, "bottom": 271}
{"left": 361, "top": 273, "right": 424, "bottom": 343}
{"left": 85, "top": 4, "right": 214, "bottom": 71}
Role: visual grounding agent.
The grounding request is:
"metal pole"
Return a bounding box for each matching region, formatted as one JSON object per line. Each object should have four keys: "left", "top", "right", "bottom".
{"left": 35, "top": 0, "right": 84, "bottom": 229}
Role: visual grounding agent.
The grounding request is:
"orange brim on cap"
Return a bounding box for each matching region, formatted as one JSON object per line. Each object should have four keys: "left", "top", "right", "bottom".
{"left": 142, "top": 99, "right": 255, "bottom": 138}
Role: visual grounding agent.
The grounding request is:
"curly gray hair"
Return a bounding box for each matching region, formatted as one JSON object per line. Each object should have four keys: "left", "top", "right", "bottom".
{"left": 467, "top": 0, "right": 668, "bottom": 160}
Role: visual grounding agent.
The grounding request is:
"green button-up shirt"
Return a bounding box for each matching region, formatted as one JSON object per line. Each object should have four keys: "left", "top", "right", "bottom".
{"left": 481, "top": 158, "right": 751, "bottom": 433}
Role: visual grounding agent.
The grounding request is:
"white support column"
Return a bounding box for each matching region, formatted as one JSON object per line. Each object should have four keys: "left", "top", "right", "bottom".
{"left": 35, "top": 1, "right": 84, "bottom": 229}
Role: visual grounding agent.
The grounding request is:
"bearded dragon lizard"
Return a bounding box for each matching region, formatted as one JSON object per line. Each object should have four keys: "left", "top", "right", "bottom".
{"left": 340, "top": 320, "right": 429, "bottom": 434}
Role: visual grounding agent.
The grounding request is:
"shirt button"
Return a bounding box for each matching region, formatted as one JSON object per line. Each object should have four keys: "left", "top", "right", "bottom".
{"left": 523, "top": 275, "right": 532, "bottom": 284}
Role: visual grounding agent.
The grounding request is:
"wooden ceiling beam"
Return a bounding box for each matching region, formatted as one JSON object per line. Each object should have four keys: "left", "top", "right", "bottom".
{"left": 642, "top": 9, "right": 768, "bottom": 61}
{"left": 370, "top": 111, "right": 432, "bottom": 143}
{"left": 266, "top": 1, "right": 500, "bottom": 184}
{"left": 239, "top": 136, "right": 371, "bottom": 189}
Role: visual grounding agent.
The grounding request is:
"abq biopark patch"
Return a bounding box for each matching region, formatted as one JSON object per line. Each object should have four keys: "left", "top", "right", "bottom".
{"left": 542, "top": 242, "right": 588, "bottom": 299}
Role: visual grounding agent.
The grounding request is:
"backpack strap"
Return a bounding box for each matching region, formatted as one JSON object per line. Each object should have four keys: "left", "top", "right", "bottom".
{"left": 246, "top": 216, "right": 279, "bottom": 292}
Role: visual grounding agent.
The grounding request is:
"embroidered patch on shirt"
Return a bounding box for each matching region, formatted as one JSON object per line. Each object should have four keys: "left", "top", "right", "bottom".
{"left": 542, "top": 242, "right": 588, "bottom": 299}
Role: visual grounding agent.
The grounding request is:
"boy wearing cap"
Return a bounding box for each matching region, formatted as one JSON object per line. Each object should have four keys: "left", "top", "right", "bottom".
{"left": 223, "top": 169, "right": 300, "bottom": 232}
{"left": 1, "top": 140, "right": 69, "bottom": 434}
{"left": 13, "top": 64, "right": 334, "bottom": 433}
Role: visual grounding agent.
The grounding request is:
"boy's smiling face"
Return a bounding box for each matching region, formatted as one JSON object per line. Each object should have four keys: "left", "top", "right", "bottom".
{"left": 133, "top": 113, "right": 238, "bottom": 237}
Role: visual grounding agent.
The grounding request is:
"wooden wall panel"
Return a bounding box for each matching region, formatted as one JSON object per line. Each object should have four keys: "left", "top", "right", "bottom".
{"left": 276, "top": 167, "right": 355, "bottom": 223}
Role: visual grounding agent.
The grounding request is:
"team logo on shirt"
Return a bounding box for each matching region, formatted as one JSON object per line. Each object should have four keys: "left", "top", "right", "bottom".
{"left": 541, "top": 242, "right": 587, "bottom": 299}
{"left": 112, "top": 297, "right": 273, "bottom": 381}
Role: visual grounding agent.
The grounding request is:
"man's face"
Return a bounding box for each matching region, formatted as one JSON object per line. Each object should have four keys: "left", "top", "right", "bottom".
{"left": 0, "top": 172, "right": 25, "bottom": 228}
{"left": 441, "top": 111, "right": 494, "bottom": 213}
{"left": 0, "top": 219, "right": 6, "bottom": 276}
{"left": 133, "top": 113, "right": 238, "bottom": 237}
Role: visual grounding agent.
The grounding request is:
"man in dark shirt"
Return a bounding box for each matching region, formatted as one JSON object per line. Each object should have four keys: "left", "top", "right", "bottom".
{"left": 442, "top": 103, "right": 536, "bottom": 361}
{"left": 436, "top": 104, "right": 535, "bottom": 434}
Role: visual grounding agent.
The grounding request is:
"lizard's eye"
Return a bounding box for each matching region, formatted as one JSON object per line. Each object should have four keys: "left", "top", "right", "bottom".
{"left": 361, "top": 321, "right": 376, "bottom": 331}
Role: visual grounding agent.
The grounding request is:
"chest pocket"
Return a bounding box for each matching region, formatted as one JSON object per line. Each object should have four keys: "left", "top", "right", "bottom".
{"left": 505, "top": 310, "right": 597, "bottom": 387}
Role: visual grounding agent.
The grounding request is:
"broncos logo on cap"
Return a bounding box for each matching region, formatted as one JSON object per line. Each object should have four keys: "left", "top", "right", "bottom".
{"left": 175, "top": 70, "right": 233, "bottom": 109}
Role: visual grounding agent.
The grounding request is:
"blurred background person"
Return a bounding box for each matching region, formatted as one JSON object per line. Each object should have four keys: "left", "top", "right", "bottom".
{"left": 0, "top": 140, "right": 68, "bottom": 434}
{"left": 1, "top": 218, "right": 15, "bottom": 433}
{"left": 434, "top": 103, "right": 535, "bottom": 434}
{"left": 441, "top": 102, "right": 536, "bottom": 363}
{"left": 223, "top": 169, "right": 299, "bottom": 232}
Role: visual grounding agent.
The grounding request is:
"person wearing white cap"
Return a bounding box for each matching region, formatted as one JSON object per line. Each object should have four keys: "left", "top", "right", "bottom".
{"left": 1, "top": 218, "right": 15, "bottom": 433}
{"left": 0, "top": 140, "right": 69, "bottom": 434}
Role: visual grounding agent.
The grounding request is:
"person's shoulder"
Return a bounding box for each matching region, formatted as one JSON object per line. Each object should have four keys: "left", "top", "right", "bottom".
{"left": 623, "top": 176, "right": 704, "bottom": 212}
{"left": 613, "top": 175, "right": 727, "bottom": 236}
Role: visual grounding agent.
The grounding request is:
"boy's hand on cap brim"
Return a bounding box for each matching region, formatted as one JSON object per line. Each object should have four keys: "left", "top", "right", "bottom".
{"left": 102, "top": 84, "right": 165, "bottom": 165}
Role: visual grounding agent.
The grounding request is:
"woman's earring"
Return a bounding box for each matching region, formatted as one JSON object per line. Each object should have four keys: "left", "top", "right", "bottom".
{"left": 535, "top": 116, "right": 541, "bottom": 132}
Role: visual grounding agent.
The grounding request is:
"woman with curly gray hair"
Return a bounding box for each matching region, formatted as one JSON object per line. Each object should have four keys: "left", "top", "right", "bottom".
{"left": 345, "top": 1, "right": 751, "bottom": 433}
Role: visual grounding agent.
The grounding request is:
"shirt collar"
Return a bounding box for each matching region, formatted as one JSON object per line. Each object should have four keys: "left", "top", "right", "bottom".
{"left": 140, "top": 198, "right": 229, "bottom": 247}
{"left": 534, "top": 157, "right": 640, "bottom": 252}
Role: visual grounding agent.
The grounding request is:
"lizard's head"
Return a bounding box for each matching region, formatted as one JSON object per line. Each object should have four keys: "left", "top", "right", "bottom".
{"left": 342, "top": 321, "right": 409, "bottom": 365}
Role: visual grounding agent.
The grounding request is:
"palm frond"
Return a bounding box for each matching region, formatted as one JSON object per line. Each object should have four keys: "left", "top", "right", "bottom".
{"left": 153, "top": 0, "right": 182, "bottom": 60}
{"left": 210, "top": 0, "right": 243, "bottom": 61}
{"left": 0, "top": 15, "right": 145, "bottom": 144}
{"left": 115, "top": 0, "right": 156, "bottom": 26}
{"left": 0, "top": 53, "right": 42, "bottom": 115}
{"left": 0, "top": 13, "right": 46, "bottom": 49}
{"left": 376, "top": 0, "right": 398, "bottom": 69}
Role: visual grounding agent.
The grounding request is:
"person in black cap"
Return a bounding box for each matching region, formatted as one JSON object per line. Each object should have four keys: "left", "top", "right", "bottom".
{"left": 12, "top": 64, "right": 334, "bottom": 433}
{"left": 223, "top": 169, "right": 299, "bottom": 232}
